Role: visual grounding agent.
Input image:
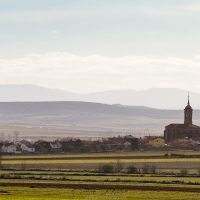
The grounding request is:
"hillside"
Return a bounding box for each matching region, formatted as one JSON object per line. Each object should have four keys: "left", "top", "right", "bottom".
{"left": 0, "top": 101, "right": 186, "bottom": 118}
{"left": 0, "top": 101, "right": 200, "bottom": 133}
{"left": 0, "top": 85, "right": 199, "bottom": 109}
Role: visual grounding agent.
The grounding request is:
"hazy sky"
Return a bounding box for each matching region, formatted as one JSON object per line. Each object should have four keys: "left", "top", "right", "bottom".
{"left": 1, "top": 0, "right": 200, "bottom": 93}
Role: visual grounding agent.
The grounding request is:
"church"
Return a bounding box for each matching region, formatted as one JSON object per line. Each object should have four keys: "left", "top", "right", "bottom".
{"left": 164, "top": 96, "right": 200, "bottom": 143}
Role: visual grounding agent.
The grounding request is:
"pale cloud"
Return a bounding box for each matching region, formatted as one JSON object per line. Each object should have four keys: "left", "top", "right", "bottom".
{"left": 150, "top": 31, "right": 158, "bottom": 35}
{"left": 183, "top": 3, "right": 200, "bottom": 12}
{"left": 0, "top": 52, "right": 199, "bottom": 93}
{"left": 51, "top": 30, "right": 59, "bottom": 35}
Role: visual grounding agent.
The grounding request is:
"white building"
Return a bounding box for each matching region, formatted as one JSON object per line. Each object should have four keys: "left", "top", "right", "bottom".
{"left": 2, "top": 144, "right": 16, "bottom": 153}
{"left": 50, "top": 141, "right": 62, "bottom": 149}
{"left": 124, "top": 141, "right": 131, "bottom": 150}
{"left": 21, "top": 144, "right": 35, "bottom": 153}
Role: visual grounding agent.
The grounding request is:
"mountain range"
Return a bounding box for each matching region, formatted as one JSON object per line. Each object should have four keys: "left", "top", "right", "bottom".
{"left": 0, "top": 84, "right": 199, "bottom": 109}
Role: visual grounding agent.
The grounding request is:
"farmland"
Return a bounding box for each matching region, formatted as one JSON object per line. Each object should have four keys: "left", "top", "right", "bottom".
{"left": 2, "top": 151, "right": 200, "bottom": 171}
{"left": 0, "top": 151, "right": 200, "bottom": 199}
{"left": 1, "top": 185, "right": 200, "bottom": 200}
{"left": 0, "top": 176, "right": 200, "bottom": 199}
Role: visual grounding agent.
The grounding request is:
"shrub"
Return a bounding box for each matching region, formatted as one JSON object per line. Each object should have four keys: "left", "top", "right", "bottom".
{"left": 127, "top": 165, "right": 138, "bottom": 174}
{"left": 180, "top": 169, "right": 188, "bottom": 176}
{"left": 115, "top": 159, "right": 124, "bottom": 173}
{"left": 197, "top": 168, "right": 200, "bottom": 176}
{"left": 98, "top": 164, "right": 113, "bottom": 173}
{"left": 149, "top": 164, "right": 156, "bottom": 174}
{"left": 141, "top": 164, "right": 150, "bottom": 174}
{"left": 0, "top": 173, "right": 11, "bottom": 179}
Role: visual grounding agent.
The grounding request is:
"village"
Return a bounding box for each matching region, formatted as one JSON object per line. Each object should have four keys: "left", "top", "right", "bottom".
{"left": 1, "top": 134, "right": 200, "bottom": 155}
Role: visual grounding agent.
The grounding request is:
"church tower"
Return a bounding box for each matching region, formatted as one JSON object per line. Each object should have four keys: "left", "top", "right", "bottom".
{"left": 184, "top": 94, "right": 193, "bottom": 125}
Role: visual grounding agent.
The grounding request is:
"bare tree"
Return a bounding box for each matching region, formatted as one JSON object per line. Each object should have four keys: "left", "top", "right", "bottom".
{"left": 13, "top": 131, "right": 19, "bottom": 142}
{"left": 115, "top": 159, "right": 124, "bottom": 173}
{"left": 0, "top": 132, "right": 4, "bottom": 141}
{"left": 8, "top": 134, "right": 11, "bottom": 141}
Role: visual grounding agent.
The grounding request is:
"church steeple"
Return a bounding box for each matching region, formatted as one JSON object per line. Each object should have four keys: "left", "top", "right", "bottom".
{"left": 184, "top": 93, "right": 193, "bottom": 125}
{"left": 187, "top": 92, "right": 190, "bottom": 105}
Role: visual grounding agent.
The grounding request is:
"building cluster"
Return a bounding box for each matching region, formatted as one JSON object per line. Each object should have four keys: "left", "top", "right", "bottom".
{"left": 0, "top": 135, "right": 139, "bottom": 154}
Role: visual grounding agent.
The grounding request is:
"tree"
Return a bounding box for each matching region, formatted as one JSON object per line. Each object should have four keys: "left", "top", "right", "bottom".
{"left": 98, "top": 164, "right": 113, "bottom": 173}
{"left": 127, "top": 165, "right": 138, "bottom": 174}
{"left": 115, "top": 159, "right": 124, "bottom": 173}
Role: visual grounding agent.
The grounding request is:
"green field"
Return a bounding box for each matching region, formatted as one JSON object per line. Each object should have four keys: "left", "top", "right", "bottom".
{"left": 4, "top": 150, "right": 200, "bottom": 160}
{"left": 1, "top": 186, "right": 200, "bottom": 200}
{"left": 1, "top": 152, "right": 200, "bottom": 199}
{"left": 1, "top": 170, "right": 200, "bottom": 184}
{"left": 0, "top": 177, "right": 200, "bottom": 200}
{"left": 3, "top": 157, "right": 200, "bottom": 165}
{"left": 2, "top": 151, "right": 200, "bottom": 172}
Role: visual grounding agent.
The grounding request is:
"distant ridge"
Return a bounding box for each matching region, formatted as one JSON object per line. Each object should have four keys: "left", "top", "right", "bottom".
{"left": 0, "top": 84, "right": 200, "bottom": 109}
{"left": 0, "top": 101, "right": 200, "bottom": 132}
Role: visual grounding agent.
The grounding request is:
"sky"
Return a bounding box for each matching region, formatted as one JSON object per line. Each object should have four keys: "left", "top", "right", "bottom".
{"left": 0, "top": 0, "right": 200, "bottom": 93}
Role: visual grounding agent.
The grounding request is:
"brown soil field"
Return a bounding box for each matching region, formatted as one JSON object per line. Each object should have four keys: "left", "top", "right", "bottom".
{"left": 0, "top": 181, "right": 200, "bottom": 193}
{"left": 3, "top": 161, "right": 200, "bottom": 171}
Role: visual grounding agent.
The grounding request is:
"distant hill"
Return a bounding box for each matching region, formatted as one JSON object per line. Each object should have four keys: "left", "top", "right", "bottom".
{"left": 0, "top": 101, "right": 181, "bottom": 117}
{"left": 0, "top": 101, "right": 200, "bottom": 132}
{"left": 0, "top": 84, "right": 80, "bottom": 102}
{"left": 0, "top": 84, "right": 199, "bottom": 109}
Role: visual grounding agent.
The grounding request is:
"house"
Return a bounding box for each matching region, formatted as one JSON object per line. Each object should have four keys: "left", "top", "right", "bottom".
{"left": 140, "top": 136, "right": 165, "bottom": 149}
{"left": 50, "top": 141, "right": 62, "bottom": 149}
{"left": 50, "top": 141, "right": 62, "bottom": 152}
{"left": 170, "top": 138, "right": 200, "bottom": 149}
{"left": 124, "top": 135, "right": 139, "bottom": 150}
{"left": 124, "top": 141, "right": 131, "bottom": 151}
{"left": 148, "top": 137, "right": 165, "bottom": 148}
{"left": 21, "top": 144, "right": 35, "bottom": 153}
{"left": 2, "top": 143, "right": 16, "bottom": 153}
